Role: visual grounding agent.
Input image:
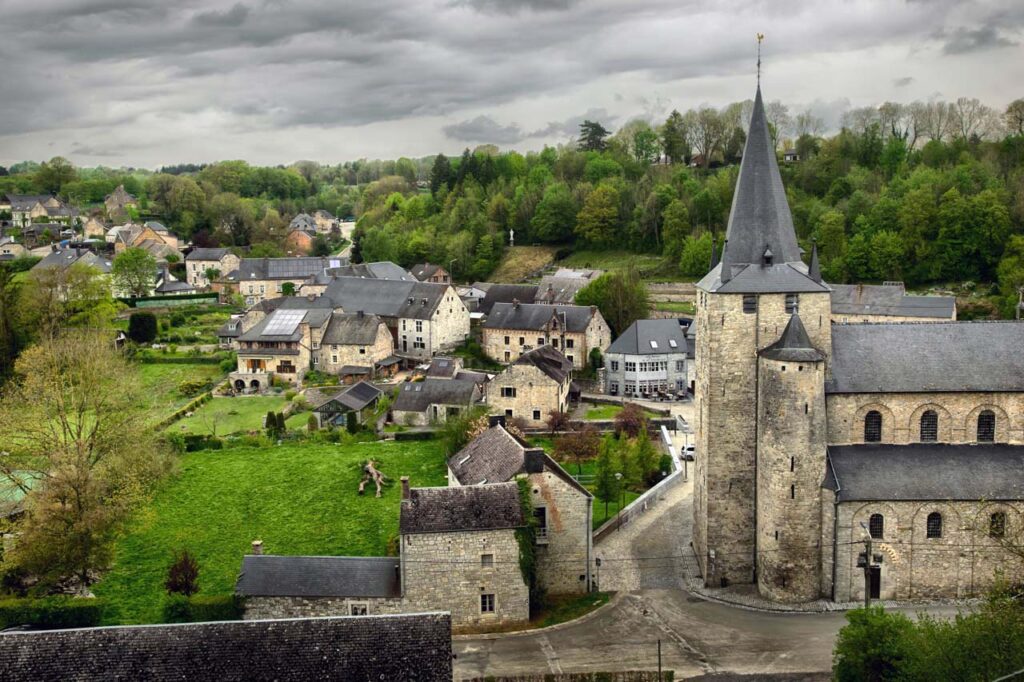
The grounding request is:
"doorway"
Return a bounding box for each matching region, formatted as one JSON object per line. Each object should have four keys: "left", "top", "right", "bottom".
{"left": 869, "top": 566, "right": 881, "bottom": 600}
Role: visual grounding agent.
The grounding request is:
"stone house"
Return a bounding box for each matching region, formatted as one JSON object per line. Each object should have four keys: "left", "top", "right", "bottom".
{"left": 185, "top": 247, "right": 241, "bottom": 288}
{"left": 104, "top": 184, "right": 137, "bottom": 219}
{"left": 482, "top": 302, "right": 610, "bottom": 369}
{"left": 472, "top": 282, "right": 540, "bottom": 315}
{"left": 315, "top": 311, "right": 395, "bottom": 380}
{"left": 411, "top": 263, "right": 450, "bottom": 284}
{"left": 830, "top": 283, "right": 956, "bottom": 323}
{"left": 111, "top": 223, "right": 179, "bottom": 255}
{"left": 322, "top": 277, "right": 470, "bottom": 360}
{"left": 30, "top": 247, "right": 124, "bottom": 296}
{"left": 392, "top": 378, "right": 484, "bottom": 426}
{"left": 285, "top": 225, "right": 316, "bottom": 255}
{"left": 224, "top": 257, "right": 339, "bottom": 305}
{"left": 236, "top": 480, "right": 529, "bottom": 630}
{"left": 486, "top": 345, "right": 574, "bottom": 427}
{"left": 231, "top": 306, "right": 332, "bottom": 389}
{"left": 309, "top": 381, "right": 384, "bottom": 428}
{"left": 604, "top": 318, "right": 692, "bottom": 398}
{"left": 313, "top": 210, "right": 339, "bottom": 234}
{"left": 299, "top": 261, "right": 412, "bottom": 296}
{"left": 4, "top": 194, "right": 77, "bottom": 229}
{"left": 82, "top": 217, "right": 108, "bottom": 240}
{"left": 535, "top": 268, "right": 602, "bottom": 305}
{"left": 0, "top": 237, "right": 28, "bottom": 260}
{"left": 448, "top": 422, "right": 593, "bottom": 595}
{"left": 1, "top": 609, "right": 452, "bottom": 682}
{"left": 692, "top": 80, "right": 1024, "bottom": 605}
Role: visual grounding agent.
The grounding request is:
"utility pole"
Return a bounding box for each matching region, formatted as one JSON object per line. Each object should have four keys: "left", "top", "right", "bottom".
{"left": 863, "top": 535, "right": 873, "bottom": 608}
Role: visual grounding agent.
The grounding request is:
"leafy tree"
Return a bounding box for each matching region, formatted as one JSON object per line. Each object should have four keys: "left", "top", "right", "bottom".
{"left": 346, "top": 410, "right": 359, "bottom": 434}
{"left": 530, "top": 182, "right": 577, "bottom": 243}
{"left": 430, "top": 154, "right": 452, "bottom": 197}
{"left": 553, "top": 425, "right": 600, "bottom": 476}
{"left": 614, "top": 402, "right": 648, "bottom": 439}
{"left": 576, "top": 268, "right": 650, "bottom": 336}
{"left": 311, "top": 236, "right": 331, "bottom": 257}
{"left": 997, "top": 235, "right": 1024, "bottom": 315}
{"left": 632, "top": 125, "right": 660, "bottom": 164}
{"left": 21, "top": 263, "right": 121, "bottom": 337}
{"left": 593, "top": 434, "right": 622, "bottom": 519}
{"left": 127, "top": 311, "right": 158, "bottom": 344}
{"left": 544, "top": 410, "right": 570, "bottom": 435}
{"left": 281, "top": 282, "right": 296, "bottom": 296}
{"left": 575, "top": 185, "right": 620, "bottom": 247}
{"left": 112, "top": 247, "right": 157, "bottom": 298}
{"left": 307, "top": 414, "right": 319, "bottom": 432}
{"left": 0, "top": 331, "right": 169, "bottom": 588}
{"left": 165, "top": 549, "right": 200, "bottom": 597}
{"left": 661, "top": 199, "right": 691, "bottom": 261}
{"left": 265, "top": 411, "right": 279, "bottom": 437}
{"left": 578, "top": 120, "right": 610, "bottom": 152}
{"left": 631, "top": 427, "right": 660, "bottom": 485}
{"left": 679, "top": 233, "right": 713, "bottom": 278}
{"left": 0, "top": 267, "right": 23, "bottom": 383}
{"left": 661, "top": 109, "right": 689, "bottom": 164}
{"left": 1006, "top": 99, "right": 1024, "bottom": 136}
{"left": 34, "top": 156, "right": 77, "bottom": 194}
{"left": 832, "top": 607, "right": 916, "bottom": 682}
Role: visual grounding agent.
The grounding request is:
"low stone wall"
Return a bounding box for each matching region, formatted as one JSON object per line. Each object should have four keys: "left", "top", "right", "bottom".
{"left": 594, "top": 455, "right": 684, "bottom": 546}
{"left": 464, "top": 673, "right": 672, "bottom": 681}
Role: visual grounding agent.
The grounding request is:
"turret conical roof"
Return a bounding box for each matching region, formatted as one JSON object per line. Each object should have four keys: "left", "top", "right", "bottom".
{"left": 760, "top": 313, "right": 824, "bottom": 362}
{"left": 721, "top": 87, "right": 802, "bottom": 267}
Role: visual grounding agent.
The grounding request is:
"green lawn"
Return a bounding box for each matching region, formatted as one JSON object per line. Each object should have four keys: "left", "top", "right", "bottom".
{"left": 94, "top": 440, "right": 448, "bottom": 624}
{"left": 171, "top": 396, "right": 290, "bottom": 436}
{"left": 653, "top": 300, "right": 696, "bottom": 314}
{"left": 490, "top": 245, "right": 560, "bottom": 282}
{"left": 582, "top": 404, "right": 661, "bottom": 421}
{"left": 136, "top": 362, "right": 227, "bottom": 422}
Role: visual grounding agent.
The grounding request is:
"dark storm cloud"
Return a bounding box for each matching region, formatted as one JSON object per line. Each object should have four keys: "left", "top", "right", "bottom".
{"left": 529, "top": 109, "right": 618, "bottom": 138}
{"left": 939, "top": 25, "right": 1017, "bottom": 54}
{"left": 443, "top": 116, "right": 525, "bottom": 143}
{"left": 893, "top": 76, "right": 914, "bottom": 87}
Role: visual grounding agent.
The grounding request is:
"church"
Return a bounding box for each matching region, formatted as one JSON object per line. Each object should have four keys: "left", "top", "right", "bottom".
{"left": 692, "top": 83, "right": 1024, "bottom": 604}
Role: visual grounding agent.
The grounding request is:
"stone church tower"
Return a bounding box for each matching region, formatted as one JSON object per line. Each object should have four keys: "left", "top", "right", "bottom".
{"left": 692, "top": 84, "right": 831, "bottom": 593}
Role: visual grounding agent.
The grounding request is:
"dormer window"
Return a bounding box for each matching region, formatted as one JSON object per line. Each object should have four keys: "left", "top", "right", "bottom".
{"left": 762, "top": 246, "right": 773, "bottom": 266}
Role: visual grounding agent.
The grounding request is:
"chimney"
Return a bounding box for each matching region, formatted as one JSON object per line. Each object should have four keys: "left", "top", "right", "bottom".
{"left": 400, "top": 476, "right": 410, "bottom": 500}
{"left": 251, "top": 539, "right": 263, "bottom": 555}
{"left": 306, "top": 294, "right": 316, "bottom": 302}
{"left": 512, "top": 298, "right": 520, "bottom": 308}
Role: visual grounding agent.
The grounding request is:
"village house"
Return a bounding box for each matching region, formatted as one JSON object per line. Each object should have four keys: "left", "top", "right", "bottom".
{"left": 313, "top": 209, "right": 340, "bottom": 234}
{"left": 285, "top": 222, "right": 316, "bottom": 255}
{"left": 829, "top": 282, "right": 956, "bottom": 323}
{"left": 153, "top": 263, "right": 195, "bottom": 296}
{"left": 482, "top": 301, "right": 610, "bottom": 370}
{"left": 236, "top": 480, "right": 529, "bottom": 630}
{"left": 471, "top": 282, "right": 540, "bottom": 315}
{"left": 535, "top": 267, "right": 603, "bottom": 305}
{"left": 231, "top": 306, "right": 332, "bottom": 390}
{"left": 322, "top": 277, "right": 470, "bottom": 360}
{"left": 411, "top": 263, "right": 450, "bottom": 284}
{"left": 309, "top": 381, "right": 384, "bottom": 428}
{"left": 486, "top": 345, "right": 574, "bottom": 427}
{"left": 0, "top": 237, "right": 28, "bottom": 261}
{"left": 184, "top": 247, "right": 241, "bottom": 288}
{"left": 391, "top": 377, "right": 484, "bottom": 426}
{"left": 82, "top": 217, "right": 108, "bottom": 240}
{"left": 5, "top": 194, "right": 77, "bottom": 229}
{"left": 299, "top": 261, "right": 411, "bottom": 296}
{"left": 316, "top": 310, "right": 396, "bottom": 382}
{"left": 109, "top": 222, "right": 180, "bottom": 259}
{"left": 104, "top": 184, "right": 137, "bottom": 219}
{"left": 224, "top": 256, "right": 340, "bottom": 305}
{"left": 448, "top": 421, "right": 593, "bottom": 594}
{"left": 604, "top": 318, "right": 693, "bottom": 398}
{"left": 28, "top": 247, "right": 139, "bottom": 297}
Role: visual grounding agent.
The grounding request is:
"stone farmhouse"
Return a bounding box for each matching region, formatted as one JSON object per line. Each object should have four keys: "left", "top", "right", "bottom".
{"left": 104, "top": 184, "right": 137, "bottom": 219}
{"left": 237, "top": 481, "right": 529, "bottom": 630}
{"left": 448, "top": 422, "right": 594, "bottom": 595}
{"left": 111, "top": 222, "right": 179, "bottom": 259}
{"left": 317, "top": 310, "right": 395, "bottom": 381}
{"left": 184, "top": 247, "right": 241, "bottom": 288}
{"left": 468, "top": 282, "right": 540, "bottom": 315}
{"left": 604, "top": 318, "right": 694, "bottom": 398}
{"left": 0, "top": 613, "right": 452, "bottom": 682}
{"left": 392, "top": 376, "right": 485, "bottom": 426}
{"left": 285, "top": 222, "right": 316, "bottom": 255}
{"left": 322, "top": 277, "right": 470, "bottom": 360}
{"left": 223, "top": 256, "right": 342, "bottom": 305}
{"left": 4, "top": 193, "right": 78, "bottom": 229}
{"left": 0, "top": 237, "right": 28, "bottom": 260}
{"left": 82, "top": 216, "right": 108, "bottom": 240}
{"left": 536, "top": 267, "right": 602, "bottom": 305}
{"left": 411, "top": 262, "right": 451, "bottom": 283}
{"left": 482, "top": 301, "right": 610, "bottom": 369}
{"left": 692, "top": 82, "right": 1024, "bottom": 605}
{"left": 829, "top": 283, "right": 956, "bottom": 323}
{"left": 487, "top": 345, "right": 574, "bottom": 427}
{"left": 299, "top": 261, "right": 414, "bottom": 296}
{"left": 233, "top": 306, "right": 332, "bottom": 390}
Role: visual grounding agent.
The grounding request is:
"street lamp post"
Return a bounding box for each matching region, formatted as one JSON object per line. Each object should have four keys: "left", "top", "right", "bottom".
{"left": 615, "top": 472, "right": 623, "bottom": 531}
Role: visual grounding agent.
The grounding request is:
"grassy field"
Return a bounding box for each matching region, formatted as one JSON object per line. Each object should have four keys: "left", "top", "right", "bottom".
{"left": 94, "top": 440, "right": 448, "bottom": 624}
{"left": 582, "top": 404, "right": 661, "bottom": 421}
{"left": 653, "top": 300, "right": 696, "bottom": 314}
{"left": 491, "top": 245, "right": 560, "bottom": 282}
{"left": 136, "top": 362, "right": 227, "bottom": 423}
{"left": 170, "top": 396, "right": 290, "bottom": 435}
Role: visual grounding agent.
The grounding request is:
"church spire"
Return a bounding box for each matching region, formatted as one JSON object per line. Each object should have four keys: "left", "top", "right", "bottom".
{"left": 718, "top": 84, "right": 802, "bottom": 269}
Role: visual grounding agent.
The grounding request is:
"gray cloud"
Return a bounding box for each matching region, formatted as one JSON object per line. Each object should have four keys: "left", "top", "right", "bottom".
{"left": 893, "top": 76, "right": 914, "bottom": 87}
{"left": 443, "top": 116, "right": 525, "bottom": 143}
{"left": 939, "top": 25, "right": 1017, "bottom": 54}
{"left": 192, "top": 2, "right": 249, "bottom": 27}
{"left": 449, "top": 0, "right": 577, "bottom": 13}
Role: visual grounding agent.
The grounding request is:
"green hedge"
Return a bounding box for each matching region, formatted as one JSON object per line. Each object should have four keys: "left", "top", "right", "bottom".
{"left": 394, "top": 430, "right": 436, "bottom": 442}
{"left": 137, "top": 353, "right": 231, "bottom": 365}
{"left": 0, "top": 597, "right": 105, "bottom": 630}
{"left": 155, "top": 391, "right": 214, "bottom": 431}
{"left": 162, "top": 594, "right": 243, "bottom": 623}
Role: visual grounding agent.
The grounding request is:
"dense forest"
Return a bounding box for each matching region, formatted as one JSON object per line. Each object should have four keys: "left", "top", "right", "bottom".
{"left": 2, "top": 96, "right": 1024, "bottom": 315}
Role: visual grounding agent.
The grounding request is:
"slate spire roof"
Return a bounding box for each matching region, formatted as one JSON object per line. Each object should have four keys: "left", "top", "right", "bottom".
{"left": 721, "top": 86, "right": 802, "bottom": 268}
{"left": 759, "top": 313, "right": 824, "bottom": 362}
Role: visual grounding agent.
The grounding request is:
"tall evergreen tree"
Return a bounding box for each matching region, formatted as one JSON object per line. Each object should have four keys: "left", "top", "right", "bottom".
{"left": 429, "top": 154, "right": 452, "bottom": 197}
{"left": 578, "top": 120, "right": 610, "bottom": 152}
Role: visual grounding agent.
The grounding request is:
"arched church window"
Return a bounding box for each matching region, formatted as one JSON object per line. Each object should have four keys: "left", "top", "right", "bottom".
{"left": 869, "top": 514, "right": 884, "bottom": 539}
{"left": 864, "top": 411, "right": 882, "bottom": 443}
{"left": 926, "top": 512, "right": 942, "bottom": 539}
{"left": 990, "top": 512, "right": 1006, "bottom": 539}
{"left": 920, "top": 410, "right": 938, "bottom": 442}
{"left": 977, "top": 410, "right": 995, "bottom": 442}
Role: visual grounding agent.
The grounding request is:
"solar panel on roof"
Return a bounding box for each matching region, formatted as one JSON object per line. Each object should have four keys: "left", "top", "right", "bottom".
{"left": 264, "top": 309, "right": 305, "bottom": 336}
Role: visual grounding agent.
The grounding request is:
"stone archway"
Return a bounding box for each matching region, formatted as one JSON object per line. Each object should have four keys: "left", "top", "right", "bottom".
{"left": 234, "top": 379, "right": 246, "bottom": 391}
{"left": 250, "top": 379, "right": 261, "bottom": 391}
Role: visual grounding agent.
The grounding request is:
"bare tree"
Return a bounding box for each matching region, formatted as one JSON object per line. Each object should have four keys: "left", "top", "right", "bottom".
{"left": 1005, "top": 99, "right": 1024, "bottom": 137}
{"left": 921, "top": 100, "right": 954, "bottom": 142}
{"left": 952, "top": 97, "right": 998, "bottom": 140}
{"left": 905, "top": 101, "right": 928, "bottom": 150}
{"left": 765, "top": 100, "right": 791, "bottom": 148}
{"left": 691, "top": 107, "right": 727, "bottom": 168}
{"left": 793, "top": 110, "right": 825, "bottom": 137}
{"left": 841, "top": 106, "right": 879, "bottom": 135}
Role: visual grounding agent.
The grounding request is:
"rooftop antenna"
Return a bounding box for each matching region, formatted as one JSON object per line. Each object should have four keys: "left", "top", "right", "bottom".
{"left": 756, "top": 33, "right": 765, "bottom": 86}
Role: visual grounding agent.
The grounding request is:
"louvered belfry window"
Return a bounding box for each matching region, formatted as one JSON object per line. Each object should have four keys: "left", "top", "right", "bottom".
{"left": 977, "top": 410, "right": 996, "bottom": 442}
{"left": 920, "top": 410, "right": 938, "bottom": 442}
{"left": 864, "top": 411, "right": 882, "bottom": 443}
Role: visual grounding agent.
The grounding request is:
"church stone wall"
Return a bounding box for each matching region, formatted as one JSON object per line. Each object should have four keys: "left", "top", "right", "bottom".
{"left": 528, "top": 470, "right": 592, "bottom": 595}
{"left": 826, "top": 392, "right": 1024, "bottom": 445}
{"left": 832, "top": 500, "right": 1024, "bottom": 602}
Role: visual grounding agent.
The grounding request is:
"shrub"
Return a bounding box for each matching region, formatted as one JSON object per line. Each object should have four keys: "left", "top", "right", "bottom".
{"left": 178, "top": 379, "right": 210, "bottom": 398}
{"left": 0, "top": 597, "right": 105, "bottom": 629}
{"left": 833, "top": 607, "right": 915, "bottom": 682}
{"left": 346, "top": 411, "right": 359, "bottom": 434}
{"left": 614, "top": 403, "right": 648, "bottom": 439}
{"left": 165, "top": 549, "right": 200, "bottom": 597}
{"left": 162, "top": 594, "right": 242, "bottom": 624}
{"left": 284, "top": 390, "right": 297, "bottom": 401}
{"left": 128, "top": 312, "right": 158, "bottom": 344}
{"left": 161, "top": 593, "right": 191, "bottom": 623}
{"left": 219, "top": 357, "right": 236, "bottom": 373}
{"left": 307, "top": 414, "right": 318, "bottom": 432}
{"left": 169, "top": 312, "right": 187, "bottom": 327}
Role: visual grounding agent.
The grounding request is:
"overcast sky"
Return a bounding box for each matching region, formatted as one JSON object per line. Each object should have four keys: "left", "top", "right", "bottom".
{"left": 0, "top": 0, "right": 1021, "bottom": 169}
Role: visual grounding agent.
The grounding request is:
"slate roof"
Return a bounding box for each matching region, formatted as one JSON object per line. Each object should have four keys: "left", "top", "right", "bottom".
{"left": 324, "top": 261, "right": 413, "bottom": 281}
{"left": 236, "top": 554, "right": 400, "bottom": 598}
{"left": 827, "top": 322, "right": 1024, "bottom": 394}
{"left": 514, "top": 345, "right": 573, "bottom": 383}
{"left": 144, "top": 221, "right": 169, "bottom": 232}
{"left": 696, "top": 261, "right": 830, "bottom": 294}
{"left": 721, "top": 86, "right": 803, "bottom": 268}
{"left": 186, "top": 247, "right": 230, "bottom": 261}
{"left": 607, "top": 319, "right": 688, "bottom": 356}
{"left": 400, "top": 482, "right": 524, "bottom": 534}
{"left": 32, "top": 248, "right": 112, "bottom": 274}
{"left": 474, "top": 283, "right": 540, "bottom": 315}
{"left": 321, "top": 311, "right": 385, "bottom": 346}
{"left": 448, "top": 425, "right": 592, "bottom": 495}
{"left": 830, "top": 283, "right": 955, "bottom": 319}
{"left": 826, "top": 444, "right": 1024, "bottom": 502}
{"left": 217, "top": 317, "right": 244, "bottom": 338}
{"left": 426, "top": 357, "right": 460, "bottom": 378}
{"left": 226, "top": 257, "right": 338, "bottom": 281}
{"left": 5, "top": 194, "right": 54, "bottom": 211}
{"left": 759, "top": 314, "right": 824, "bottom": 362}
{"left": 0, "top": 613, "right": 453, "bottom": 682}
{"left": 392, "top": 378, "right": 480, "bottom": 413}
{"left": 484, "top": 302, "right": 595, "bottom": 333}
{"left": 411, "top": 263, "right": 445, "bottom": 281}
{"left": 323, "top": 277, "right": 450, "bottom": 320}
{"left": 312, "top": 381, "right": 383, "bottom": 412}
